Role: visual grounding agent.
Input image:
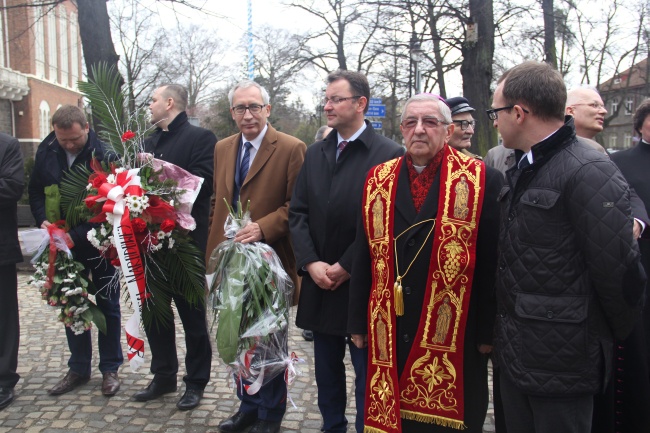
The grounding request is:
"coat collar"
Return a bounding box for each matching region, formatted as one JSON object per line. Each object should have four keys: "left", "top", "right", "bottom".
{"left": 224, "top": 123, "right": 278, "bottom": 197}
{"left": 321, "top": 119, "right": 377, "bottom": 166}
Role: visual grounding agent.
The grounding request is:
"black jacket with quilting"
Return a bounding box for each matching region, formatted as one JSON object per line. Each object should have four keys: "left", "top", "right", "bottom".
{"left": 494, "top": 117, "right": 645, "bottom": 396}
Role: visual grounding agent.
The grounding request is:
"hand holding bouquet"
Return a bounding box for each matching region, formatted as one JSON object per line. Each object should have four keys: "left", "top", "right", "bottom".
{"left": 208, "top": 201, "right": 293, "bottom": 394}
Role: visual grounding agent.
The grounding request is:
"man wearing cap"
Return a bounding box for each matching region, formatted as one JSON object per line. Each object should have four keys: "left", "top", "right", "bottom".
{"left": 446, "top": 96, "right": 482, "bottom": 160}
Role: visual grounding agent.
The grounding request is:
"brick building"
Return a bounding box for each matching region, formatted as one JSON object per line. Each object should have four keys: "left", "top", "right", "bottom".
{"left": 599, "top": 57, "right": 650, "bottom": 150}
{"left": 0, "top": 0, "right": 83, "bottom": 159}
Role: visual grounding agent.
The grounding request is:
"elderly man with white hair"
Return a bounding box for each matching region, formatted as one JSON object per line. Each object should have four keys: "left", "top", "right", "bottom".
{"left": 349, "top": 93, "right": 503, "bottom": 433}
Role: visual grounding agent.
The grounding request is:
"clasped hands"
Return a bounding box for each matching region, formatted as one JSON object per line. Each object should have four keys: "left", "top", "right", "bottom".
{"left": 306, "top": 261, "right": 350, "bottom": 291}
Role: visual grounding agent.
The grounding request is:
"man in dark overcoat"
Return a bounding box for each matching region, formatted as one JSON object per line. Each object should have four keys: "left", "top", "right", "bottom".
{"left": 0, "top": 132, "right": 24, "bottom": 410}
{"left": 134, "top": 84, "right": 216, "bottom": 411}
{"left": 607, "top": 98, "right": 650, "bottom": 433}
{"left": 29, "top": 105, "right": 123, "bottom": 397}
{"left": 289, "top": 70, "right": 403, "bottom": 433}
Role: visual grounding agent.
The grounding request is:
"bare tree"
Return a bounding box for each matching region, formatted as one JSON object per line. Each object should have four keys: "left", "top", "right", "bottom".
{"left": 252, "top": 25, "right": 308, "bottom": 105}
{"left": 288, "top": 0, "right": 385, "bottom": 74}
{"left": 109, "top": 0, "right": 167, "bottom": 113}
{"left": 542, "top": 0, "right": 558, "bottom": 67}
{"left": 158, "top": 24, "right": 227, "bottom": 115}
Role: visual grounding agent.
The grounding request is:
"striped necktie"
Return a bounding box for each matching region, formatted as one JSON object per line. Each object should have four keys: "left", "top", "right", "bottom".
{"left": 239, "top": 141, "right": 252, "bottom": 186}
{"left": 336, "top": 140, "right": 348, "bottom": 160}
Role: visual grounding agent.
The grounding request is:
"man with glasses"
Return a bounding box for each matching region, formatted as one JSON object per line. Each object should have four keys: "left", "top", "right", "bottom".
{"left": 208, "top": 80, "right": 306, "bottom": 433}
{"left": 491, "top": 61, "right": 645, "bottom": 433}
{"left": 348, "top": 93, "right": 502, "bottom": 432}
{"left": 290, "top": 70, "right": 402, "bottom": 433}
{"left": 565, "top": 87, "right": 608, "bottom": 142}
{"left": 135, "top": 84, "right": 216, "bottom": 410}
{"left": 446, "top": 96, "right": 482, "bottom": 159}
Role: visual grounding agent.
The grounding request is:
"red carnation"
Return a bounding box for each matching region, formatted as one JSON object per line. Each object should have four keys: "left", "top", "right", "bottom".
{"left": 91, "top": 176, "right": 105, "bottom": 188}
{"left": 131, "top": 217, "right": 147, "bottom": 233}
{"left": 111, "top": 258, "right": 121, "bottom": 267}
{"left": 160, "top": 219, "right": 176, "bottom": 233}
{"left": 85, "top": 197, "right": 98, "bottom": 209}
{"left": 121, "top": 130, "right": 136, "bottom": 142}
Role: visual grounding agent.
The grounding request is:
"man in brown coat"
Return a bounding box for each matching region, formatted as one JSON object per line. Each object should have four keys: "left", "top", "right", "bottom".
{"left": 206, "top": 80, "right": 306, "bottom": 433}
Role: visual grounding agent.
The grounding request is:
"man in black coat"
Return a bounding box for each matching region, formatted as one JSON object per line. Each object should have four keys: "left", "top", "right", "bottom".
{"left": 492, "top": 61, "right": 644, "bottom": 433}
{"left": 607, "top": 98, "right": 650, "bottom": 433}
{"left": 349, "top": 94, "right": 502, "bottom": 433}
{"left": 0, "top": 133, "right": 24, "bottom": 410}
{"left": 134, "top": 84, "right": 215, "bottom": 411}
{"left": 289, "top": 70, "right": 403, "bottom": 433}
{"left": 29, "top": 105, "right": 123, "bottom": 397}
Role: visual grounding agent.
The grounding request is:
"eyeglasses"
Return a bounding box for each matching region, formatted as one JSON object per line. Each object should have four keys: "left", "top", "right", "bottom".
{"left": 486, "top": 106, "right": 529, "bottom": 120}
{"left": 453, "top": 119, "right": 477, "bottom": 131}
{"left": 322, "top": 96, "right": 362, "bottom": 105}
{"left": 572, "top": 102, "right": 606, "bottom": 110}
{"left": 232, "top": 104, "right": 267, "bottom": 115}
{"left": 401, "top": 116, "right": 448, "bottom": 130}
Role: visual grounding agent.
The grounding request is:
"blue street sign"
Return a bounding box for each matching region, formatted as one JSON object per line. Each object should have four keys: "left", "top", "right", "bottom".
{"left": 371, "top": 121, "right": 383, "bottom": 130}
{"left": 366, "top": 105, "right": 386, "bottom": 118}
{"left": 369, "top": 97, "right": 382, "bottom": 105}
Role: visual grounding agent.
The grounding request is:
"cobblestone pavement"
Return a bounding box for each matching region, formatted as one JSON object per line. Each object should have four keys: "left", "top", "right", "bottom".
{"left": 1, "top": 270, "right": 495, "bottom": 432}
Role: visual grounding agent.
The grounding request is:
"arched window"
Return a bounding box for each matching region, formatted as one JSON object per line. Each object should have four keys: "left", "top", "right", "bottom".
{"left": 39, "top": 100, "right": 50, "bottom": 139}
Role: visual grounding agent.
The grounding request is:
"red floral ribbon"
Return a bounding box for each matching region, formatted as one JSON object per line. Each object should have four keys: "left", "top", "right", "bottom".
{"left": 44, "top": 221, "right": 74, "bottom": 290}
{"left": 89, "top": 167, "right": 149, "bottom": 371}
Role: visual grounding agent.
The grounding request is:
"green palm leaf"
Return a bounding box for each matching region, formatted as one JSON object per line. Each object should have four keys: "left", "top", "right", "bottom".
{"left": 138, "top": 235, "right": 206, "bottom": 331}
{"left": 78, "top": 63, "right": 126, "bottom": 156}
{"left": 60, "top": 164, "right": 93, "bottom": 227}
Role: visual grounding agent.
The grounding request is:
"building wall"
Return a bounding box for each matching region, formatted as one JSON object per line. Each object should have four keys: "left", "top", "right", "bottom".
{"left": 1, "top": 0, "right": 83, "bottom": 159}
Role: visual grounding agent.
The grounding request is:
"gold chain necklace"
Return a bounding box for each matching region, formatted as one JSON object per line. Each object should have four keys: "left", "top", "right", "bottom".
{"left": 392, "top": 218, "right": 436, "bottom": 316}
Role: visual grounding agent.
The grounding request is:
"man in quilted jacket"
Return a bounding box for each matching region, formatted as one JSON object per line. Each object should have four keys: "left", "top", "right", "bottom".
{"left": 491, "top": 61, "right": 646, "bottom": 433}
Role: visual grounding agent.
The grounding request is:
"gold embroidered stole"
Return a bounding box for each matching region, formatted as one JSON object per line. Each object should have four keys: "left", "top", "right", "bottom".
{"left": 362, "top": 147, "right": 486, "bottom": 433}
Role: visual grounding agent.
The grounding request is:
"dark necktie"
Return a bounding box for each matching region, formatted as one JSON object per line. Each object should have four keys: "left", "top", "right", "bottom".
{"left": 239, "top": 142, "right": 252, "bottom": 186}
{"left": 518, "top": 156, "right": 530, "bottom": 169}
{"left": 336, "top": 140, "right": 348, "bottom": 160}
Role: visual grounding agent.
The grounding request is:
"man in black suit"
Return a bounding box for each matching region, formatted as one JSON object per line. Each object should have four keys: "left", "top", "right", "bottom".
{"left": 0, "top": 132, "right": 24, "bottom": 410}
{"left": 607, "top": 98, "right": 650, "bottom": 433}
{"left": 289, "top": 70, "right": 403, "bottom": 433}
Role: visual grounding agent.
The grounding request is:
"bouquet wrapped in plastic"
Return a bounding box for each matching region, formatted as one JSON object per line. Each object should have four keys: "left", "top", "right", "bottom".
{"left": 208, "top": 201, "right": 293, "bottom": 395}
{"left": 25, "top": 223, "right": 106, "bottom": 335}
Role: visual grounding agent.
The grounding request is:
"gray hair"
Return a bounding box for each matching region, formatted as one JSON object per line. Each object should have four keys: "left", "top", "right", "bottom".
{"left": 315, "top": 125, "right": 331, "bottom": 141}
{"left": 228, "top": 80, "right": 270, "bottom": 106}
{"left": 401, "top": 94, "right": 452, "bottom": 124}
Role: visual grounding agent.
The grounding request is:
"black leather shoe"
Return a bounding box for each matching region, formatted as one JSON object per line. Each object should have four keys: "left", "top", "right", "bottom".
{"left": 49, "top": 370, "right": 90, "bottom": 395}
{"left": 302, "top": 329, "right": 314, "bottom": 341}
{"left": 0, "top": 388, "right": 14, "bottom": 410}
{"left": 132, "top": 380, "right": 177, "bottom": 402}
{"left": 218, "top": 410, "right": 258, "bottom": 432}
{"left": 249, "top": 419, "right": 282, "bottom": 433}
{"left": 176, "top": 388, "right": 203, "bottom": 410}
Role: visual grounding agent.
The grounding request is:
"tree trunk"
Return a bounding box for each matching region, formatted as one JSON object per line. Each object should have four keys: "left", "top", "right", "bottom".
{"left": 461, "top": 0, "right": 496, "bottom": 155}
{"left": 542, "top": 0, "right": 557, "bottom": 68}
{"left": 76, "top": 0, "right": 124, "bottom": 129}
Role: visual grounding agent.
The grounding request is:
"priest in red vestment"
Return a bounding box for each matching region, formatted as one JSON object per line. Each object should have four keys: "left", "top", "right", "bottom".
{"left": 348, "top": 93, "right": 503, "bottom": 433}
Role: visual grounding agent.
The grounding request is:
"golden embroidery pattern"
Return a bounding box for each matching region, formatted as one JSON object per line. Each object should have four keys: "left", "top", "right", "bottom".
{"left": 401, "top": 351, "right": 459, "bottom": 414}
{"left": 367, "top": 367, "right": 399, "bottom": 429}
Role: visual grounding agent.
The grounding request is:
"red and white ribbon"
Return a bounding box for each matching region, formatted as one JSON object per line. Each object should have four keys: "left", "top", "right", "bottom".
{"left": 93, "top": 168, "right": 148, "bottom": 371}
